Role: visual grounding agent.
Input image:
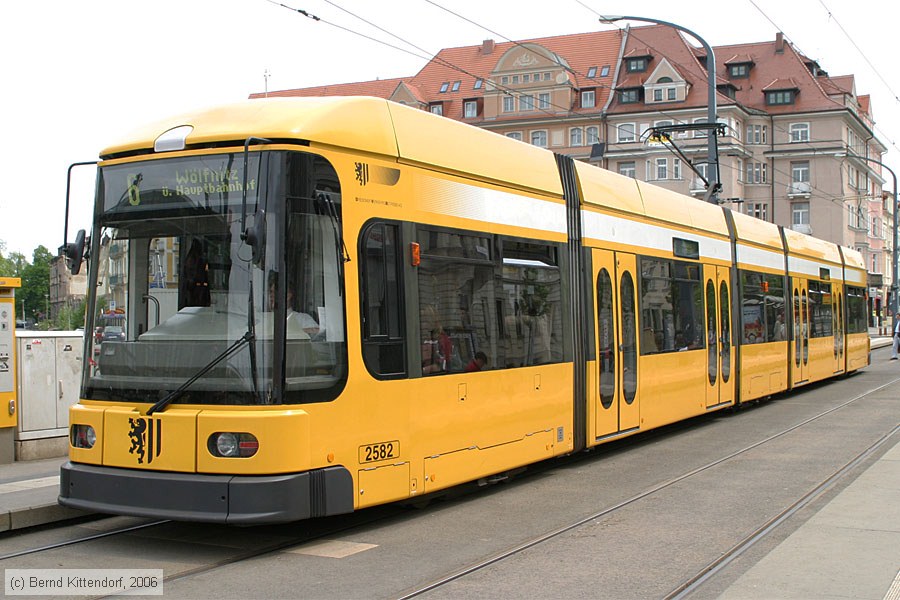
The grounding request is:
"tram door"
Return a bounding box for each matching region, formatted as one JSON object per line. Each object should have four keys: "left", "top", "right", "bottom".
{"left": 704, "top": 265, "right": 735, "bottom": 409}
{"left": 792, "top": 280, "right": 810, "bottom": 384}
{"left": 593, "top": 249, "right": 640, "bottom": 438}
{"left": 832, "top": 284, "right": 844, "bottom": 374}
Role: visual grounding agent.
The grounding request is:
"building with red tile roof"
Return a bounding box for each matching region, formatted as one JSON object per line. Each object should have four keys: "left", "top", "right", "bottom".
{"left": 254, "top": 26, "right": 893, "bottom": 319}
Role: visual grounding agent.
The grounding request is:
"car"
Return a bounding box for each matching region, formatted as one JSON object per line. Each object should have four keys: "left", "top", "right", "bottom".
{"left": 101, "top": 325, "right": 125, "bottom": 342}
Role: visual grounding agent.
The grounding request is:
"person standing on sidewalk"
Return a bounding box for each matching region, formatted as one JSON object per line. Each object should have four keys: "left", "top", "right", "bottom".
{"left": 892, "top": 318, "right": 900, "bottom": 360}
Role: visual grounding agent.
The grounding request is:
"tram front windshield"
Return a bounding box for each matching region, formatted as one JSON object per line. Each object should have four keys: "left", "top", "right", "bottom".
{"left": 82, "top": 151, "right": 346, "bottom": 406}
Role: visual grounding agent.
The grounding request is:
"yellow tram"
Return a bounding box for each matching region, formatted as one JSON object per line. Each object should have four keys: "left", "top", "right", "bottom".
{"left": 59, "top": 98, "right": 869, "bottom": 523}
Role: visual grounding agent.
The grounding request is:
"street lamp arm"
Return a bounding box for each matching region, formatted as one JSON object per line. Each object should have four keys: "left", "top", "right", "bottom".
{"left": 835, "top": 153, "right": 899, "bottom": 319}
{"left": 599, "top": 15, "right": 719, "bottom": 203}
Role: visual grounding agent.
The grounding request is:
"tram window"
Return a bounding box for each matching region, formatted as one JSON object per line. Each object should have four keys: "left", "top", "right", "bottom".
{"left": 740, "top": 270, "right": 785, "bottom": 343}
{"left": 846, "top": 286, "right": 867, "bottom": 333}
{"left": 597, "top": 269, "right": 615, "bottom": 408}
{"left": 808, "top": 281, "right": 833, "bottom": 338}
{"left": 639, "top": 257, "right": 704, "bottom": 354}
{"left": 360, "top": 222, "right": 406, "bottom": 378}
{"left": 416, "top": 226, "right": 564, "bottom": 374}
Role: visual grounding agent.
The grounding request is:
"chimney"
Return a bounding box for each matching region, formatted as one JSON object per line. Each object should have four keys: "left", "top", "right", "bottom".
{"left": 775, "top": 32, "right": 784, "bottom": 53}
{"left": 482, "top": 39, "right": 495, "bottom": 55}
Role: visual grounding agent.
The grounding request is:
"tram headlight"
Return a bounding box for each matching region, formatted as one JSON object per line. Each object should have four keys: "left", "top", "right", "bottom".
{"left": 208, "top": 432, "right": 259, "bottom": 458}
{"left": 71, "top": 424, "right": 96, "bottom": 449}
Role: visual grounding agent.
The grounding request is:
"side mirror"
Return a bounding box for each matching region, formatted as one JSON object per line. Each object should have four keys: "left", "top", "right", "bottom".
{"left": 242, "top": 210, "right": 266, "bottom": 267}
{"left": 64, "top": 229, "right": 87, "bottom": 275}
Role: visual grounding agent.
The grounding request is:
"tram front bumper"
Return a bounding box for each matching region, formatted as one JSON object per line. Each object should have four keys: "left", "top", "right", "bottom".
{"left": 58, "top": 461, "right": 353, "bottom": 525}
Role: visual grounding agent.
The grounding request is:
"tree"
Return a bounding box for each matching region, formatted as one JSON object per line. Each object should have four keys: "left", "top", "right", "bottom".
{"left": 19, "top": 246, "right": 53, "bottom": 324}
{"left": 0, "top": 241, "right": 27, "bottom": 278}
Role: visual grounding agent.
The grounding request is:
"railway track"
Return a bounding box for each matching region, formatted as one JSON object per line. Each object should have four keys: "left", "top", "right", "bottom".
{"left": 395, "top": 375, "right": 900, "bottom": 599}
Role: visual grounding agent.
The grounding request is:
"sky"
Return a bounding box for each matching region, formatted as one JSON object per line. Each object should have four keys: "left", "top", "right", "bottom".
{"left": 2, "top": 0, "right": 898, "bottom": 259}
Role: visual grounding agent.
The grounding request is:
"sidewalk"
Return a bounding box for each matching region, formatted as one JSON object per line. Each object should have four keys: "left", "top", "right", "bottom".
{"left": 0, "top": 456, "right": 85, "bottom": 532}
{"left": 719, "top": 437, "right": 900, "bottom": 599}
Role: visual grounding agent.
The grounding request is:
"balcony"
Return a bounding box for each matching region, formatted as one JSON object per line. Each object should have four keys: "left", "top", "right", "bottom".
{"left": 788, "top": 181, "right": 811, "bottom": 198}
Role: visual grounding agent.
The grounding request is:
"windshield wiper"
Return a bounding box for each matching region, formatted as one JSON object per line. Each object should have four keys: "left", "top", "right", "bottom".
{"left": 146, "top": 330, "right": 254, "bottom": 415}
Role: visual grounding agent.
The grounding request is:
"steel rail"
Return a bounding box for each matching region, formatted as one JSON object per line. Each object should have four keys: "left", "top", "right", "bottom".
{"left": 395, "top": 374, "right": 900, "bottom": 599}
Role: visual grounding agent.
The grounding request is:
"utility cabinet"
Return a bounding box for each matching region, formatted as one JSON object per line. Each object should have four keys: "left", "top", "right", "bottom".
{"left": 15, "top": 331, "right": 84, "bottom": 459}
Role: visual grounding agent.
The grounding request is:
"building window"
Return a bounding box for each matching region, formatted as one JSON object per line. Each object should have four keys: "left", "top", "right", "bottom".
{"left": 618, "top": 161, "right": 636, "bottom": 178}
{"left": 656, "top": 158, "right": 668, "bottom": 180}
{"left": 654, "top": 89, "right": 663, "bottom": 102}
{"left": 600, "top": 65, "right": 610, "bottom": 77}
{"left": 464, "top": 100, "right": 478, "bottom": 118}
{"left": 523, "top": 74, "right": 531, "bottom": 83}
{"left": 673, "top": 158, "right": 682, "bottom": 180}
{"left": 693, "top": 118, "right": 708, "bottom": 138}
{"left": 474, "top": 79, "right": 483, "bottom": 90}
{"left": 729, "top": 64, "right": 749, "bottom": 78}
{"left": 451, "top": 81, "right": 460, "bottom": 92}
{"left": 512, "top": 75, "right": 519, "bottom": 84}
{"left": 501, "top": 76, "right": 509, "bottom": 85}
{"left": 746, "top": 124, "right": 767, "bottom": 144}
{"left": 538, "top": 93, "right": 550, "bottom": 109}
{"left": 503, "top": 95, "right": 514, "bottom": 113}
{"left": 667, "top": 87, "right": 677, "bottom": 101}
{"left": 430, "top": 103, "right": 443, "bottom": 116}
{"left": 586, "top": 126, "right": 599, "bottom": 144}
{"left": 439, "top": 82, "right": 449, "bottom": 93}
{"left": 790, "top": 123, "right": 810, "bottom": 143}
{"left": 570, "top": 128, "right": 583, "bottom": 147}
{"left": 587, "top": 66, "right": 597, "bottom": 78}
{"left": 627, "top": 58, "right": 648, "bottom": 72}
{"left": 582, "top": 90, "right": 596, "bottom": 108}
{"left": 766, "top": 90, "right": 795, "bottom": 105}
{"left": 746, "top": 162, "right": 768, "bottom": 184}
{"left": 531, "top": 130, "right": 548, "bottom": 147}
{"left": 506, "top": 132, "right": 523, "bottom": 141}
{"left": 617, "top": 123, "right": 636, "bottom": 143}
{"left": 792, "top": 161, "right": 810, "bottom": 183}
{"left": 792, "top": 202, "right": 810, "bottom": 226}
{"left": 520, "top": 95, "right": 535, "bottom": 111}
{"left": 746, "top": 202, "right": 768, "bottom": 221}
{"left": 620, "top": 89, "right": 639, "bottom": 103}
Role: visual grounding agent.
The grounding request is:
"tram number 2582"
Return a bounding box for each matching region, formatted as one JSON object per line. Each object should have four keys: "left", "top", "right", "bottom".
{"left": 359, "top": 441, "right": 399, "bottom": 464}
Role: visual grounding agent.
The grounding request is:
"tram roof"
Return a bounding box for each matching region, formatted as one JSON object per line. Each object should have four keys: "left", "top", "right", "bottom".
{"left": 100, "top": 96, "right": 564, "bottom": 197}
{"left": 573, "top": 161, "right": 729, "bottom": 237}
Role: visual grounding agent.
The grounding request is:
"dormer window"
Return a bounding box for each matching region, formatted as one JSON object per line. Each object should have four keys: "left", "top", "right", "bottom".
{"left": 767, "top": 90, "right": 796, "bottom": 105}
{"left": 581, "top": 89, "right": 596, "bottom": 109}
{"left": 729, "top": 64, "right": 750, "bottom": 78}
{"left": 626, "top": 58, "right": 648, "bottom": 72}
{"left": 620, "top": 88, "right": 640, "bottom": 103}
{"left": 647, "top": 76, "right": 683, "bottom": 104}
{"left": 763, "top": 78, "right": 798, "bottom": 105}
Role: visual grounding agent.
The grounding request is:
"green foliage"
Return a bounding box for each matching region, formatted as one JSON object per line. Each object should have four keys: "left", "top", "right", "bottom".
{"left": 54, "top": 298, "right": 86, "bottom": 330}
{"left": 1, "top": 241, "right": 55, "bottom": 325}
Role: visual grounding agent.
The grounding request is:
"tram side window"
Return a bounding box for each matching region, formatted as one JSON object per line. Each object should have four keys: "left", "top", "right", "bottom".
{"left": 846, "top": 286, "right": 868, "bottom": 333}
{"left": 740, "top": 270, "right": 786, "bottom": 343}
{"left": 416, "top": 226, "right": 564, "bottom": 374}
{"left": 360, "top": 222, "right": 405, "bottom": 378}
{"left": 418, "top": 228, "right": 496, "bottom": 374}
{"left": 639, "top": 257, "right": 704, "bottom": 353}
{"left": 500, "top": 240, "right": 564, "bottom": 368}
{"left": 808, "top": 281, "right": 833, "bottom": 338}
